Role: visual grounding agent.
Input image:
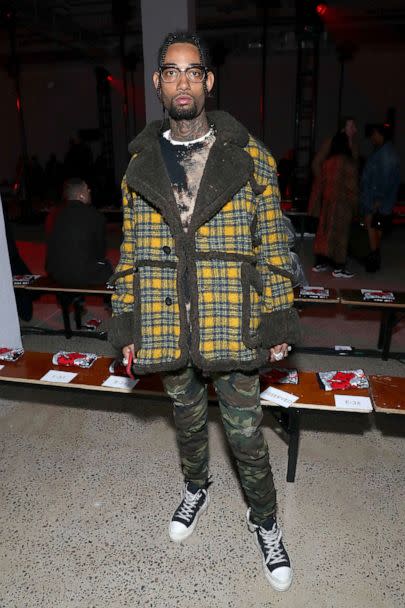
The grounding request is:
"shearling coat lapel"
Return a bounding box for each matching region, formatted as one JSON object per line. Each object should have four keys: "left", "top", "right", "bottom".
{"left": 125, "top": 111, "right": 254, "bottom": 235}
{"left": 188, "top": 137, "right": 253, "bottom": 232}
{"left": 125, "top": 124, "right": 183, "bottom": 235}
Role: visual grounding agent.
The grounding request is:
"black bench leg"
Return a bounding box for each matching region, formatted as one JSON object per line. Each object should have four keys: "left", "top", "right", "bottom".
{"left": 286, "top": 408, "right": 300, "bottom": 483}
{"left": 61, "top": 302, "right": 72, "bottom": 339}
{"left": 73, "top": 300, "right": 82, "bottom": 329}
{"left": 377, "top": 310, "right": 389, "bottom": 349}
{"left": 381, "top": 311, "right": 396, "bottom": 361}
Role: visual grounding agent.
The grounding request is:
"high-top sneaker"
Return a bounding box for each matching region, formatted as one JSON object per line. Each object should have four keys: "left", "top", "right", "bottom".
{"left": 169, "top": 481, "right": 209, "bottom": 542}
{"left": 247, "top": 508, "right": 293, "bottom": 592}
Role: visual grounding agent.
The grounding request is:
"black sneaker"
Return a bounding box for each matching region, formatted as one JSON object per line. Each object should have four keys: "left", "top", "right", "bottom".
{"left": 169, "top": 481, "right": 209, "bottom": 542}
{"left": 247, "top": 508, "right": 293, "bottom": 591}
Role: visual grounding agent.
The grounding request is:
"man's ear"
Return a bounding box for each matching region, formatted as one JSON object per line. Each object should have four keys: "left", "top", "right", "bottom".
{"left": 152, "top": 72, "right": 161, "bottom": 98}
{"left": 206, "top": 70, "right": 215, "bottom": 94}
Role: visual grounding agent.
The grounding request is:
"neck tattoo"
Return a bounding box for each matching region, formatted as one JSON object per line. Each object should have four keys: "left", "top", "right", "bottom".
{"left": 169, "top": 112, "right": 210, "bottom": 142}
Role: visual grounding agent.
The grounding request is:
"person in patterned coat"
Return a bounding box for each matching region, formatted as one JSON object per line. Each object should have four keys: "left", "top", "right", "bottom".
{"left": 308, "top": 132, "right": 358, "bottom": 278}
{"left": 109, "top": 32, "right": 300, "bottom": 592}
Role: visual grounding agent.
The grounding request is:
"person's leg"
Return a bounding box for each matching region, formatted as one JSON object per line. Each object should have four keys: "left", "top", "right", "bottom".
{"left": 213, "top": 370, "right": 292, "bottom": 591}
{"left": 364, "top": 214, "right": 381, "bottom": 251}
{"left": 161, "top": 365, "right": 209, "bottom": 487}
{"left": 161, "top": 365, "right": 210, "bottom": 542}
{"left": 312, "top": 254, "right": 330, "bottom": 271}
{"left": 212, "top": 370, "right": 276, "bottom": 523}
{"left": 364, "top": 214, "right": 382, "bottom": 271}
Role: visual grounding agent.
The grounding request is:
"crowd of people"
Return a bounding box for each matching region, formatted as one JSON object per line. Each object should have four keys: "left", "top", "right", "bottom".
{"left": 13, "top": 135, "right": 118, "bottom": 210}
{"left": 307, "top": 117, "right": 400, "bottom": 276}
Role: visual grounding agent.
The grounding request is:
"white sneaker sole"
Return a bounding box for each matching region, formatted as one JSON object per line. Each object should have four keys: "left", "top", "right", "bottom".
{"left": 247, "top": 516, "right": 293, "bottom": 592}
{"left": 168, "top": 492, "right": 210, "bottom": 543}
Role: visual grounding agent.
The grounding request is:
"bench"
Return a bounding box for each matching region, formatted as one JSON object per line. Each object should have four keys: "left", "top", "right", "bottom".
{"left": 369, "top": 375, "right": 405, "bottom": 414}
{"left": 1, "top": 350, "right": 390, "bottom": 483}
{"left": 15, "top": 277, "right": 404, "bottom": 360}
{"left": 339, "top": 289, "right": 405, "bottom": 360}
{"left": 14, "top": 276, "right": 113, "bottom": 339}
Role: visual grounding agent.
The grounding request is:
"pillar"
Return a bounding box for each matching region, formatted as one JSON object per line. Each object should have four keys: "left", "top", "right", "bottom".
{"left": 140, "top": 0, "right": 196, "bottom": 123}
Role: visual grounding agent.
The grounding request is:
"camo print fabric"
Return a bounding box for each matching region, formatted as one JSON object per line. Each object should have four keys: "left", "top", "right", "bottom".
{"left": 161, "top": 365, "right": 276, "bottom": 523}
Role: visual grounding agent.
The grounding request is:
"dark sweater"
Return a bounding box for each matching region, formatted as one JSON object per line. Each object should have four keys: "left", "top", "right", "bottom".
{"left": 46, "top": 200, "right": 110, "bottom": 286}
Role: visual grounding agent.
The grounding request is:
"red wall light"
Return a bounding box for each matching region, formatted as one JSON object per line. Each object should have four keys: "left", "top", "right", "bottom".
{"left": 316, "top": 3, "right": 328, "bottom": 16}
{"left": 107, "top": 75, "right": 113, "bottom": 82}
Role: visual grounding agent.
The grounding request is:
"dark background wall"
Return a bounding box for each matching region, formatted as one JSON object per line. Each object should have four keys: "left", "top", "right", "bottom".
{"left": 0, "top": 44, "right": 403, "bottom": 187}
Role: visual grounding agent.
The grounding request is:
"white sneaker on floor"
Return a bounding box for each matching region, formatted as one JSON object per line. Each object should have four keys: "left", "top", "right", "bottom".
{"left": 169, "top": 482, "right": 209, "bottom": 542}
{"left": 332, "top": 268, "right": 355, "bottom": 278}
{"left": 312, "top": 263, "right": 329, "bottom": 272}
{"left": 247, "top": 508, "right": 293, "bottom": 592}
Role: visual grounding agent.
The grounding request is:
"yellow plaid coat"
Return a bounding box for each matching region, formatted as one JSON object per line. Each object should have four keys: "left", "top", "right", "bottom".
{"left": 110, "top": 111, "right": 300, "bottom": 374}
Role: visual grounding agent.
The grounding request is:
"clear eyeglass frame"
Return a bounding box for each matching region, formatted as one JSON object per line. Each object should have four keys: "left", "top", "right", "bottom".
{"left": 159, "top": 64, "right": 207, "bottom": 83}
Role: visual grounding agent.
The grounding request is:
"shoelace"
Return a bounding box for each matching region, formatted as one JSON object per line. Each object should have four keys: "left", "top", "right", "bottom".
{"left": 176, "top": 489, "right": 203, "bottom": 522}
{"left": 259, "top": 523, "right": 286, "bottom": 566}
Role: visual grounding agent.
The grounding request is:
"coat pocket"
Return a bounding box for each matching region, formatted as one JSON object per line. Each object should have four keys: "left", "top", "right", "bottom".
{"left": 135, "top": 263, "right": 182, "bottom": 362}
{"left": 241, "top": 262, "right": 263, "bottom": 349}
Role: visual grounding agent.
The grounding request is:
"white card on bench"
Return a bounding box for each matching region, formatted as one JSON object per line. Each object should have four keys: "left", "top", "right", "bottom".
{"left": 41, "top": 370, "right": 77, "bottom": 383}
{"left": 334, "top": 395, "right": 372, "bottom": 412}
{"left": 260, "top": 386, "right": 299, "bottom": 408}
{"left": 102, "top": 375, "right": 139, "bottom": 390}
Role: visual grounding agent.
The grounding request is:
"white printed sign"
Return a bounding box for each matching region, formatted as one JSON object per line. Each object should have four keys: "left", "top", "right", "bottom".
{"left": 334, "top": 345, "right": 352, "bottom": 351}
{"left": 334, "top": 395, "right": 372, "bottom": 412}
{"left": 260, "top": 386, "right": 299, "bottom": 408}
{"left": 40, "top": 370, "right": 77, "bottom": 383}
{"left": 102, "top": 375, "right": 139, "bottom": 390}
{"left": 0, "top": 365, "right": 4, "bottom": 371}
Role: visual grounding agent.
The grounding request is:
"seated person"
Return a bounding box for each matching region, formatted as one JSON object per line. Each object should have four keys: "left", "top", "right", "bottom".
{"left": 46, "top": 178, "right": 112, "bottom": 287}
{"left": 4, "top": 208, "right": 34, "bottom": 321}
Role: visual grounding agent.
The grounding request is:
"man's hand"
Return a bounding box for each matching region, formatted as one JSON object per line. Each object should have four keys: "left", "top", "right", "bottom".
{"left": 269, "top": 343, "right": 289, "bottom": 362}
{"left": 122, "top": 344, "right": 135, "bottom": 364}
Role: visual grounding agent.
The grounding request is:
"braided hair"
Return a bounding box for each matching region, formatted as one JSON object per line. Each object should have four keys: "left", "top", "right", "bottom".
{"left": 157, "top": 32, "right": 211, "bottom": 96}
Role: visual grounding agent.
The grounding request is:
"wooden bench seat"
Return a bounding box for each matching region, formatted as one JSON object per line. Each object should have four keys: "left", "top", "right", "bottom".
{"left": 14, "top": 276, "right": 113, "bottom": 338}
{"left": 14, "top": 277, "right": 405, "bottom": 359}
{"left": 340, "top": 289, "right": 405, "bottom": 360}
{"left": 1, "top": 351, "right": 388, "bottom": 483}
{"left": 369, "top": 375, "right": 405, "bottom": 414}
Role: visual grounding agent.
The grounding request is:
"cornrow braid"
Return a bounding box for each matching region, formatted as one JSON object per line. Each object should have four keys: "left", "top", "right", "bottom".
{"left": 157, "top": 32, "right": 211, "bottom": 96}
{"left": 157, "top": 31, "right": 211, "bottom": 69}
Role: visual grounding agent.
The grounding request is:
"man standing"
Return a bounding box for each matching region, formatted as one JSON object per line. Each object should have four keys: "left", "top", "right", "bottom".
{"left": 46, "top": 178, "right": 112, "bottom": 287}
{"left": 361, "top": 124, "right": 400, "bottom": 272}
{"left": 109, "top": 32, "right": 300, "bottom": 592}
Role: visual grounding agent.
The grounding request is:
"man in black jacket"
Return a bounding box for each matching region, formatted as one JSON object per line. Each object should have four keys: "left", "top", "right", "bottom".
{"left": 46, "top": 178, "right": 112, "bottom": 287}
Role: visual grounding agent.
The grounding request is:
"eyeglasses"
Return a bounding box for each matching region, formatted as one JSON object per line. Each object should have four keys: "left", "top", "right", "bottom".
{"left": 159, "top": 64, "right": 207, "bottom": 83}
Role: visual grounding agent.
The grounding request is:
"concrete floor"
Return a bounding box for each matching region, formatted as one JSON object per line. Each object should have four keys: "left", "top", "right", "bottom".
{"left": 1, "top": 223, "right": 404, "bottom": 607}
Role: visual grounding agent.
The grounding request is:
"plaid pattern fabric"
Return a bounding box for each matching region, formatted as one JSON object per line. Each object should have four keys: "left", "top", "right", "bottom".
{"left": 112, "top": 176, "right": 136, "bottom": 312}
{"left": 246, "top": 136, "right": 294, "bottom": 312}
{"left": 197, "top": 259, "right": 250, "bottom": 361}
{"left": 138, "top": 265, "right": 181, "bottom": 362}
{"left": 112, "top": 136, "right": 294, "bottom": 367}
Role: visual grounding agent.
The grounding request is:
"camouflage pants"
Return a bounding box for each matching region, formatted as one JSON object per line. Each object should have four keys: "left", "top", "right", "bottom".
{"left": 161, "top": 365, "right": 276, "bottom": 524}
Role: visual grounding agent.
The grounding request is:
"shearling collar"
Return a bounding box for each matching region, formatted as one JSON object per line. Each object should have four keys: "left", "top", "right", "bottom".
{"left": 125, "top": 110, "right": 253, "bottom": 235}
{"left": 128, "top": 111, "right": 249, "bottom": 155}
